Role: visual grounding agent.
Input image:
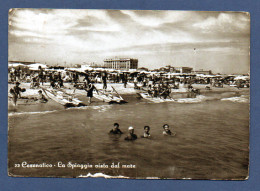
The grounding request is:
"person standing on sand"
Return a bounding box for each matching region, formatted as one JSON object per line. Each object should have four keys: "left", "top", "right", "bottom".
{"left": 38, "top": 66, "right": 44, "bottom": 85}
{"left": 49, "top": 73, "right": 56, "bottom": 88}
{"left": 102, "top": 72, "right": 107, "bottom": 90}
{"left": 57, "top": 72, "right": 64, "bottom": 88}
{"left": 123, "top": 73, "right": 128, "bottom": 88}
{"left": 83, "top": 73, "right": 90, "bottom": 84}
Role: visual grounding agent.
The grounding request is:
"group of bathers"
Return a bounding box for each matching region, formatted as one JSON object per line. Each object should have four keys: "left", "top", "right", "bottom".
{"left": 109, "top": 123, "right": 175, "bottom": 141}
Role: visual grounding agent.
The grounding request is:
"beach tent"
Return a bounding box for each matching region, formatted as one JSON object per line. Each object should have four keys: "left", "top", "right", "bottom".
{"left": 8, "top": 63, "right": 28, "bottom": 68}
{"left": 45, "top": 68, "right": 65, "bottom": 72}
{"left": 196, "top": 74, "right": 215, "bottom": 78}
{"left": 105, "top": 68, "right": 117, "bottom": 73}
{"left": 93, "top": 68, "right": 106, "bottom": 72}
{"left": 148, "top": 71, "right": 160, "bottom": 76}
{"left": 159, "top": 71, "right": 167, "bottom": 74}
{"left": 120, "top": 70, "right": 130, "bottom": 73}
{"left": 81, "top": 65, "right": 94, "bottom": 71}
{"left": 234, "top": 76, "right": 250, "bottom": 81}
{"left": 66, "top": 68, "right": 87, "bottom": 73}
{"left": 129, "top": 69, "right": 137, "bottom": 72}
{"left": 28, "top": 63, "right": 47, "bottom": 70}
{"left": 139, "top": 70, "right": 146, "bottom": 73}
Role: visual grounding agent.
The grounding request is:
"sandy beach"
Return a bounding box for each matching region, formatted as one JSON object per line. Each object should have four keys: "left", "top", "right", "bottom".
{"left": 8, "top": 82, "right": 247, "bottom": 98}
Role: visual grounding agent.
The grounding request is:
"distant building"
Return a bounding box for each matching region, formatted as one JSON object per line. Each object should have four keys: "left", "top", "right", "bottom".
{"left": 174, "top": 67, "right": 193, "bottom": 73}
{"left": 89, "top": 62, "right": 104, "bottom": 68}
{"left": 158, "top": 66, "right": 193, "bottom": 73}
{"left": 74, "top": 64, "right": 82, "bottom": 68}
{"left": 104, "top": 58, "right": 138, "bottom": 70}
{"left": 137, "top": 67, "right": 149, "bottom": 71}
{"left": 194, "top": 69, "right": 212, "bottom": 75}
{"left": 158, "top": 65, "right": 175, "bottom": 72}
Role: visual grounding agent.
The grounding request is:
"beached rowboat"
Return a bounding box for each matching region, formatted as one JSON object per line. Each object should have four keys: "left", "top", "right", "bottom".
{"left": 92, "top": 85, "right": 127, "bottom": 104}
{"left": 137, "top": 92, "right": 175, "bottom": 103}
{"left": 93, "top": 89, "right": 127, "bottom": 104}
{"left": 42, "top": 87, "right": 85, "bottom": 107}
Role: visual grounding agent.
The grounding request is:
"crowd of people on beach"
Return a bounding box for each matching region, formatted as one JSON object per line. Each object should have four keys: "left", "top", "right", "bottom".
{"left": 146, "top": 83, "right": 172, "bottom": 99}
{"left": 9, "top": 65, "right": 250, "bottom": 90}
{"left": 109, "top": 123, "right": 176, "bottom": 141}
{"left": 8, "top": 65, "right": 250, "bottom": 106}
{"left": 8, "top": 66, "right": 130, "bottom": 89}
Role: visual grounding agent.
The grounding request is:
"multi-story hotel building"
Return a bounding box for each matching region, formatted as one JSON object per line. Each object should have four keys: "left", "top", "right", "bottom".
{"left": 104, "top": 58, "right": 138, "bottom": 70}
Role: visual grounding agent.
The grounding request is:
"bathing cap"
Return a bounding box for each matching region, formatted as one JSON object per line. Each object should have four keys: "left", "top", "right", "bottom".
{"left": 128, "top": 126, "right": 134, "bottom": 130}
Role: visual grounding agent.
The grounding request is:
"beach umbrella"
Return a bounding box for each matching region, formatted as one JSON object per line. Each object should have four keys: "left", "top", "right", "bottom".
{"left": 8, "top": 63, "right": 27, "bottom": 68}
{"left": 234, "top": 76, "right": 249, "bottom": 81}
{"left": 28, "top": 63, "right": 47, "bottom": 70}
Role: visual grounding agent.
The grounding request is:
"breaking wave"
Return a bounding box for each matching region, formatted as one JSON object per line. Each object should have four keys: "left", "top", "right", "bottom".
{"left": 67, "top": 104, "right": 112, "bottom": 112}
{"left": 8, "top": 104, "right": 113, "bottom": 116}
{"left": 221, "top": 95, "right": 249, "bottom": 103}
{"left": 8, "top": 110, "right": 58, "bottom": 117}
{"left": 145, "top": 94, "right": 250, "bottom": 104}
{"left": 176, "top": 95, "right": 206, "bottom": 103}
{"left": 145, "top": 95, "right": 208, "bottom": 104}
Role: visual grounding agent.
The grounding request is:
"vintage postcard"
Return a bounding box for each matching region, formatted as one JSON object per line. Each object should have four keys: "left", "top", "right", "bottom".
{"left": 8, "top": 9, "right": 250, "bottom": 179}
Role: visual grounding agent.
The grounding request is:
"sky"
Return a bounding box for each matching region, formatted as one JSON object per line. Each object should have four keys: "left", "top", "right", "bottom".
{"left": 8, "top": 9, "right": 250, "bottom": 74}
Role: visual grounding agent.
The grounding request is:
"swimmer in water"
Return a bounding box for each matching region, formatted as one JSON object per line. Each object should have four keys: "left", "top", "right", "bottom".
{"left": 109, "top": 123, "right": 123, "bottom": 134}
{"left": 162, "top": 124, "right": 172, "bottom": 135}
{"left": 141, "top": 126, "right": 151, "bottom": 138}
{"left": 124, "top": 126, "right": 137, "bottom": 141}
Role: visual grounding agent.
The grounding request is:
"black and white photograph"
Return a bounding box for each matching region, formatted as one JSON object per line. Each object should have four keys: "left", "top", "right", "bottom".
{"left": 8, "top": 9, "right": 250, "bottom": 179}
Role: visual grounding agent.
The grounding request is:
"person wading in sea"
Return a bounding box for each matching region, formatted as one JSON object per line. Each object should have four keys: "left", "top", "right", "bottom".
{"left": 84, "top": 81, "right": 98, "bottom": 104}
{"left": 141, "top": 126, "right": 151, "bottom": 138}
{"left": 162, "top": 124, "right": 176, "bottom": 136}
{"left": 125, "top": 126, "right": 137, "bottom": 141}
{"left": 109, "top": 123, "right": 123, "bottom": 134}
{"left": 162, "top": 124, "right": 172, "bottom": 135}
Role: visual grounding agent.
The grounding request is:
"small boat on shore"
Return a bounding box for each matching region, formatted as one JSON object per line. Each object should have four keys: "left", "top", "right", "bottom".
{"left": 94, "top": 87, "right": 127, "bottom": 104}
{"left": 137, "top": 92, "right": 175, "bottom": 103}
{"left": 42, "top": 87, "right": 85, "bottom": 107}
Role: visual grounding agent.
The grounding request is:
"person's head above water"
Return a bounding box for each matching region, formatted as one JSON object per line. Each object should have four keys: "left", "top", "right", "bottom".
{"left": 15, "top": 81, "right": 20, "bottom": 86}
{"left": 163, "top": 124, "right": 170, "bottom": 132}
{"left": 114, "top": 123, "right": 119, "bottom": 129}
{"left": 38, "top": 90, "right": 42, "bottom": 94}
{"left": 128, "top": 126, "right": 134, "bottom": 133}
{"left": 144, "top": 126, "right": 150, "bottom": 133}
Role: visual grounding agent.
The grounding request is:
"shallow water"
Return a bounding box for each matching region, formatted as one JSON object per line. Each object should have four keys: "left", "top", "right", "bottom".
{"left": 8, "top": 90, "right": 249, "bottom": 179}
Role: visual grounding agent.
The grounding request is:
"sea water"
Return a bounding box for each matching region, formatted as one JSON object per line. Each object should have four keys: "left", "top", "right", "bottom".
{"left": 8, "top": 90, "right": 249, "bottom": 179}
